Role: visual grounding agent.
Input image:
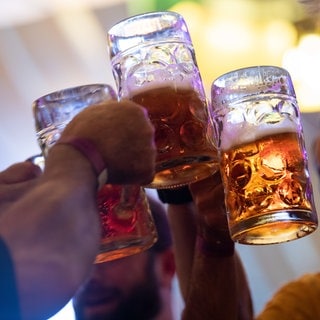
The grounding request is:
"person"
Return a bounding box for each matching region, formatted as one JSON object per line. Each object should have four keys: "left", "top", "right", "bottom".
{"left": 73, "top": 172, "right": 254, "bottom": 320}
{"left": 255, "top": 272, "right": 320, "bottom": 319}
{"left": 72, "top": 196, "right": 176, "bottom": 320}
{"left": 158, "top": 173, "right": 254, "bottom": 320}
{"left": 168, "top": 128, "right": 320, "bottom": 320}
{"left": 0, "top": 99, "right": 156, "bottom": 320}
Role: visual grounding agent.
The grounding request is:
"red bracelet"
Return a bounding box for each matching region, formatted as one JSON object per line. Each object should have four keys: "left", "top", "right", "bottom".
{"left": 55, "top": 137, "right": 108, "bottom": 188}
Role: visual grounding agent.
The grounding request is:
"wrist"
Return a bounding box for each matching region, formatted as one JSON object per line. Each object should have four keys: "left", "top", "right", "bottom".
{"left": 52, "top": 137, "right": 108, "bottom": 189}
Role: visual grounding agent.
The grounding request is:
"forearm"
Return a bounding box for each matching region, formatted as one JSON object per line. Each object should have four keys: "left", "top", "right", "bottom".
{"left": 181, "top": 240, "right": 252, "bottom": 320}
{"left": 182, "top": 250, "right": 238, "bottom": 320}
{"left": 0, "top": 145, "right": 100, "bottom": 319}
{"left": 0, "top": 99, "right": 157, "bottom": 319}
{"left": 185, "top": 175, "right": 253, "bottom": 319}
{"left": 167, "top": 202, "right": 197, "bottom": 300}
{"left": 167, "top": 202, "right": 252, "bottom": 320}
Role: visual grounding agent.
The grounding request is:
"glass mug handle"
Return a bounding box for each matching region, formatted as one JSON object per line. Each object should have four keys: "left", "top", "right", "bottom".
{"left": 25, "top": 154, "right": 45, "bottom": 170}
{"left": 108, "top": 185, "right": 140, "bottom": 231}
{"left": 116, "top": 185, "right": 140, "bottom": 211}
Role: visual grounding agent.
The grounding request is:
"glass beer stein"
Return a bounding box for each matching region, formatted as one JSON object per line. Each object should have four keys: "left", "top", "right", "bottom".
{"left": 211, "top": 66, "right": 318, "bottom": 245}
{"left": 107, "top": 11, "right": 219, "bottom": 189}
{"left": 32, "top": 84, "right": 157, "bottom": 263}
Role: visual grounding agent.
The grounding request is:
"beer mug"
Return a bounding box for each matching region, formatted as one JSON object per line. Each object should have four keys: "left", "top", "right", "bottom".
{"left": 211, "top": 66, "right": 318, "bottom": 245}
{"left": 32, "top": 84, "right": 157, "bottom": 263}
{"left": 107, "top": 11, "right": 219, "bottom": 189}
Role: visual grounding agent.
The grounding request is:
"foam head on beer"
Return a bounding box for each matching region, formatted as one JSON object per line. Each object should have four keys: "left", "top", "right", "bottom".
{"left": 210, "top": 66, "right": 318, "bottom": 245}
{"left": 220, "top": 105, "right": 299, "bottom": 151}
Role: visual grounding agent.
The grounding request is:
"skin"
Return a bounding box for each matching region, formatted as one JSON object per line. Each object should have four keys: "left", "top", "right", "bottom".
{"left": 0, "top": 162, "right": 42, "bottom": 214}
{"left": 0, "top": 100, "right": 156, "bottom": 320}
{"left": 71, "top": 173, "right": 253, "bottom": 320}
{"left": 72, "top": 198, "right": 176, "bottom": 320}
{"left": 167, "top": 173, "right": 254, "bottom": 320}
{"left": 72, "top": 251, "right": 174, "bottom": 320}
{"left": 61, "top": 100, "right": 156, "bottom": 185}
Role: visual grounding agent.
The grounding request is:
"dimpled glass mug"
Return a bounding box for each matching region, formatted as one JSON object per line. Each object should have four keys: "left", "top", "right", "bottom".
{"left": 211, "top": 66, "right": 318, "bottom": 245}
{"left": 32, "top": 84, "right": 157, "bottom": 263}
{"left": 107, "top": 11, "right": 219, "bottom": 189}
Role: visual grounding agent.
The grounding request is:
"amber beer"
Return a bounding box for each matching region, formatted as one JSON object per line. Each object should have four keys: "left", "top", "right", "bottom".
{"left": 108, "top": 12, "right": 219, "bottom": 188}
{"left": 221, "top": 131, "right": 316, "bottom": 244}
{"left": 96, "top": 184, "right": 157, "bottom": 263}
{"left": 130, "top": 84, "right": 218, "bottom": 189}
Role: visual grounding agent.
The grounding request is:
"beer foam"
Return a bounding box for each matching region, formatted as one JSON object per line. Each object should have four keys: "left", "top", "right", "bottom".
{"left": 128, "top": 78, "right": 193, "bottom": 96}
{"left": 220, "top": 117, "right": 297, "bottom": 151}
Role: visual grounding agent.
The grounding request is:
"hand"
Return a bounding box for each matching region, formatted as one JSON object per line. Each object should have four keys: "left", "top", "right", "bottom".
{"left": 0, "top": 162, "right": 41, "bottom": 215}
{"left": 59, "top": 100, "right": 156, "bottom": 185}
{"left": 189, "top": 172, "right": 233, "bottom": 253}
{"left": 182, "top": 174, "right": 252, "bottom": 320}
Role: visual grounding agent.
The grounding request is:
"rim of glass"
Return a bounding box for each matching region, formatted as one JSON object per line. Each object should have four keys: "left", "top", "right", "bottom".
{"left": 210, "top": 65, "right": 296, "bottom": 106}
{"left": 212, "top": 65, "right": 290, "bottom": 85}
{"left": 108, "top": 11, "right": 183, "bottom": 38}
{"left": 107, "top": 11, "right": 192, "bottom": 59}
{"left": 33, "top": 83, "right": 116, "bottom": 106}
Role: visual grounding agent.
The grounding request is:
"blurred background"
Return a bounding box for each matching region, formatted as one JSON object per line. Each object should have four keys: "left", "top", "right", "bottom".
{"left": 1, "top": 0, "right": 320, "bottom": 318}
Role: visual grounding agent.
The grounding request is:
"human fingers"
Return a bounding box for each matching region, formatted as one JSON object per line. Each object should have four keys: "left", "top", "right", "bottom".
{"left": 59, "top": 100, "right": 156, "bottom": 185}
{"left": 189, "top": 172, "right": 224, "bottom": 215}
{"left": 0, "top": 162, "right": 42, "bottom": 184}
{"left": 102, "top": 100, "right": 156, "bottom": 184}
{"left": 189, "top": 173, "right": 230, "bottom": 238}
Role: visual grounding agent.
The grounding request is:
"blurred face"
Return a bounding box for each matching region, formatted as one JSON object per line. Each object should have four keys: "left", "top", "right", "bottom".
{"left": 73, "top": 251, "right": 161, "bottom": 320}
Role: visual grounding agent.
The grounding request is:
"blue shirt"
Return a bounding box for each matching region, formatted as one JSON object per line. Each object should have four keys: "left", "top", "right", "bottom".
{"left": 0, "top": 237, "right": 21, "bottom": 320}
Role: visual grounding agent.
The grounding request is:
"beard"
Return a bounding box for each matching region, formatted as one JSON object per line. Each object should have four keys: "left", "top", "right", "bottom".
{"left": 74, "top": 253, "right": 162, "bottom": 320}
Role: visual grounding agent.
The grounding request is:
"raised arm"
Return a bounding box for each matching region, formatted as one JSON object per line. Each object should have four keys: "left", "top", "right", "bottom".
{"left": 165, "top": 174, "right": 253, "bottom": 320}
{"left": 0, "top": 100, "right": 156, "bottom": 320}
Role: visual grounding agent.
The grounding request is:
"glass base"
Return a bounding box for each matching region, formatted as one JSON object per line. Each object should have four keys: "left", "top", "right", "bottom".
{"left": 231, "top": 210, "right": 318, "bottom": 245}
{"left": 147, "top": 159, "right": 220, "bottom": 189}
{"left": 94, "top": 235, "right": 157, "bottom": 264}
